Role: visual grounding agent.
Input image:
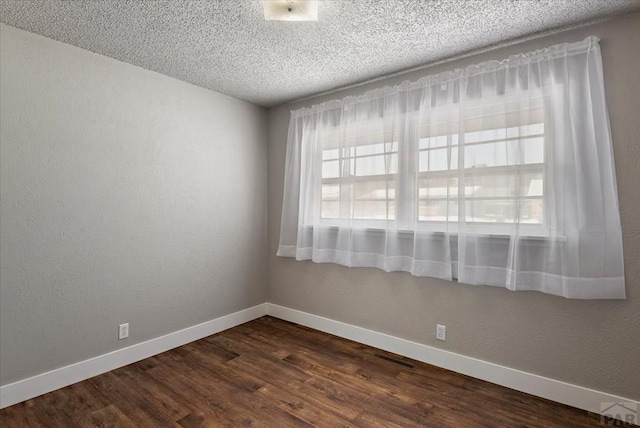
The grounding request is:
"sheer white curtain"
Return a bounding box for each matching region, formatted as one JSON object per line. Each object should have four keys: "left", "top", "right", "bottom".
{"left": 278, "top": 37, "right": 625, "bottom": 299}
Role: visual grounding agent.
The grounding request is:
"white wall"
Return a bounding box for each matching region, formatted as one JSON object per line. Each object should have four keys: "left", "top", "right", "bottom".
{"left": 0, "top": 24, "right": 268, "bottom": 385}
{"left": 267, "top": 12, "right": 640, "bottom": 400}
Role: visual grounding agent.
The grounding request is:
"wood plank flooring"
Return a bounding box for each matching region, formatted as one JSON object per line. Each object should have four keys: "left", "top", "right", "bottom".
{"left": 0, "top": 316, "right": 609, "bottom": 427}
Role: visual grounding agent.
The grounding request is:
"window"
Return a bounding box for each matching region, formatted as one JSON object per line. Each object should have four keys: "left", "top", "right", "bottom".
{"left": 278, "top": 37, "right": 625, "bottom": 299}
{"left": 319, "top": 97, "right": 548, "bottom": 236}
{"left": 321, "top": 141, "right": 398, "bottom": 221}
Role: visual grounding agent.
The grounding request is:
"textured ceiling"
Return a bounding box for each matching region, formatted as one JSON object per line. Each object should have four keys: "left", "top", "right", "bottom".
{"left": 1, "top": 1, "right": 639, "bottom": 107}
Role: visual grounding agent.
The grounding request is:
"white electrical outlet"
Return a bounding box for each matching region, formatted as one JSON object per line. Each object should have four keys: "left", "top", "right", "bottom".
{"left": 118, "top": 323, "right": 129, "bottom": 340}
{"left": 436, "top": 324, "right": 446, "bottom": 341}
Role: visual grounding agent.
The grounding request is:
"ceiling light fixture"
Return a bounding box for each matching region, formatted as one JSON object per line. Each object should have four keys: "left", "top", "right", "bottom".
{"left": 261, "top": 0, "right": 319, "bottom": 22}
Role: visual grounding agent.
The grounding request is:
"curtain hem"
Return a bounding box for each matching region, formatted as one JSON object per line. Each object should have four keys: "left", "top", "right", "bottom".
{"left": 277, "top": 247, "right": 625, "bottom": 299}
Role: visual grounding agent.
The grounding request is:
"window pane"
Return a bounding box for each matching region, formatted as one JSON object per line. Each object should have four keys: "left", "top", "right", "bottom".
{"left": 519, "top": 198, "right": 544, "bottom": 224}
{"left": 523, "top": 137, "right": 544, "bottom": 164}
{"left": 322, "top": 184, "right": 340, "bottom": 200}
{"left": 354, "top": 180, "right": 395, "bottom": 200}
{"left": 354, "top": 201, "right": 393, "bottom": 220}
{"left": 322, "top": 160, "right": 339, "bottom": 178}
{"left": 419, "top": 147, "right": 457, "bottom": 172}
{"left": 419, "top": 200, "right": 458, "bottom": 221}
{"left": 461, "top": 171, "right": 546, "bottom": 199}
{"left": 464, "top": 137, "right": 543, "bottom": 169}
{"left": 464, "top": 174, "right": 511, "bottom": 198}
{"left": 419, "top": 177, "right": 457, "bottom": 198}
{"left": 357, "top": 143, "right": 383, "bottom": 156}
{"left": 464, "top": 141, "right": 508, "bottom": 168}
{"left": 322, "top": 149, "right": 339, "bottom": 160}
{"left": 523, "top": 172, "right": 544, "bottom": 197}
{"left": 355, "top": 154, "right": 398, "bottom": 176}
{"left": 464, "top": 198, "right": 543, "bottom": 224}
{"left": 466, "top": 199, "right": 516, "bottom": 223}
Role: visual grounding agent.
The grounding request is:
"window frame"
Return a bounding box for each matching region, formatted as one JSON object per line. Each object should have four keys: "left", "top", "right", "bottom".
{"left": 315, "top": 94, "right": 554, "bottom": 238}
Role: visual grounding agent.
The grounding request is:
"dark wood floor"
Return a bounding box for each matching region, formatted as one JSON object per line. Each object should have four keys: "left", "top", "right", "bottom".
{"left": 1, "top": 316, "right": 606, "bottom": 427}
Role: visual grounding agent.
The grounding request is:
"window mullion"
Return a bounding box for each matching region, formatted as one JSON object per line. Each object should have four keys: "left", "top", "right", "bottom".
{"left": 457, "top": 109, "right": 466, "bottom": 225}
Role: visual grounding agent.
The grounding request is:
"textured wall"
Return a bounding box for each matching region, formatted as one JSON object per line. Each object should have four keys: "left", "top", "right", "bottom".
{"left": 0, "top": 24, "right": 268, "bottom": 385}
{"left": 268, "top": 13, "right": 640, "bottom": 400}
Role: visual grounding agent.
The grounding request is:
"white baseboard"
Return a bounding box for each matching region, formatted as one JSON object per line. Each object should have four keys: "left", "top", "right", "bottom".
{"left": 2, "top": 301, "right": 637, "bottom": 425}
{"left": 0, "top": 303, "right": 267, "bottom": 409}
{"left": 266, "top": 303, "right": 639, "bottom": 422}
